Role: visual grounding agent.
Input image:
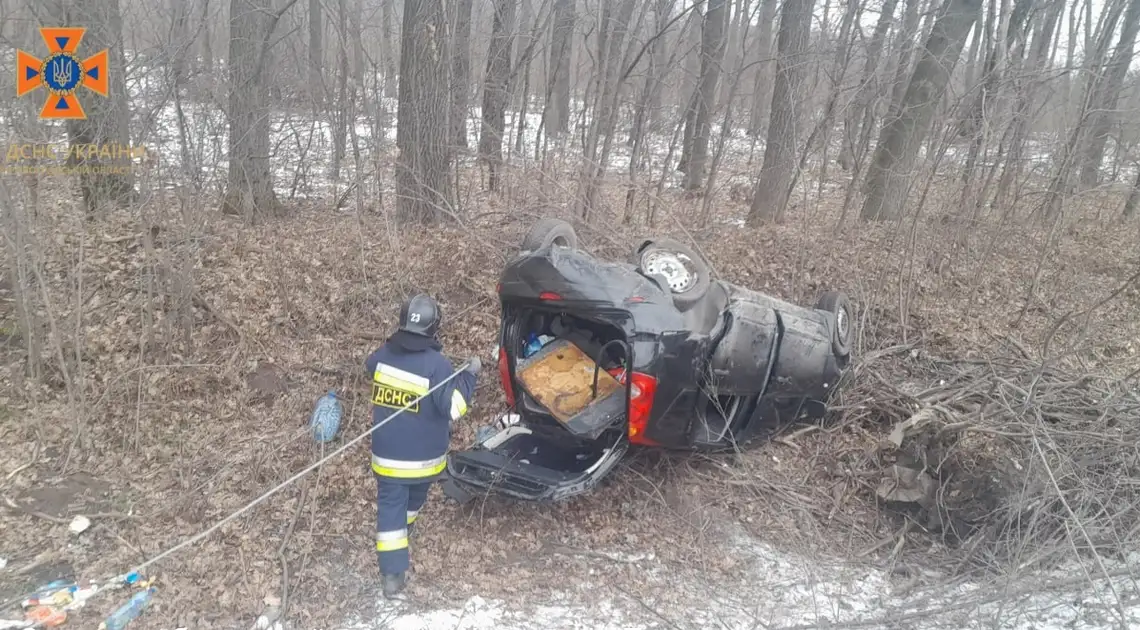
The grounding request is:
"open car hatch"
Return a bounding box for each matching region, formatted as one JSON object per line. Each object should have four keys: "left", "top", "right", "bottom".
{"left": 442, "top": 421, "right": 628, "bottom": 503}
{"left": 513, "top": 339, "right": 628, "bottom": 440}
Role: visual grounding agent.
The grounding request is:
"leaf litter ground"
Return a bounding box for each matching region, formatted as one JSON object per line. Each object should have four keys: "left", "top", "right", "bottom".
{"left": 1, "top": 189, "right": 1139, "bottom": 630}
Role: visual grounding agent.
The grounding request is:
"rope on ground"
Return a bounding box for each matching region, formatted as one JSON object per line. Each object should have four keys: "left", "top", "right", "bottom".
{"left": 127, "top": 361, "right": 473, "bottom": 576}
{"left": 1, "top": 362, "right": 474, "bottom": 611}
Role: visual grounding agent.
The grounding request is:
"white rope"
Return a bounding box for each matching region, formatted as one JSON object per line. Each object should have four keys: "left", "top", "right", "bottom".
{"left": 126, "top": 362, "right": 474, "bottom": 575}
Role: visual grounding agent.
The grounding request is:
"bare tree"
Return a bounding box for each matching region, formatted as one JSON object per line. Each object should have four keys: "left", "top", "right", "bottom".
{"left": 53, "top": 0, "right": 136, "bottom": 218}
{"left": 380, "top": 0, "right": 399, "bottom": 96}
{"left": 860, "top": 0, "right": 982, "bottom": 222}
{"left": 479, "top": 0, "right": 517, "bottom": 191}
{"left": 396, "top": 0, "right": 455, "bottom": 222}
{"left": 544, "top": 0, "right": 575, "bottom": 137}
{"left": 330, "top": 0, "right": 350, "bottom": 181}
{"left": 682, "top": 0, "right": 728, "bottom": 191}
{"left": 1078, "top": 0, "right": 1140, "bottom": 189}
{"left": 746, "top": 0, "right": 779, "bottom": 137}
{"left": 221, "top": 0, "right": 294, "bottom": 219}
{"left": 309, "top": 0, "right": 322, "bottom": 104}
{"left": 171, "top": 0, "right": 192, "bottom": 87}
{"left": 837, "top": 0, "right": 899, "bottom": 172}
{"left": 1125, "top": 165, "right": 1140, "bottom": 219}
{"left": 199, "top": 0, "right": 214, "bottom": 72}
{"left": 452, "top": 0, "right": 474, "bottom": 149}
{"left": 746, "top": 0, "right": 814, "bottom": 224}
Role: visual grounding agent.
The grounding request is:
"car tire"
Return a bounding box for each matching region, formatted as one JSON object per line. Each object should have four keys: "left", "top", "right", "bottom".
{"left": 521, "top": 218, "right": 578, "bottom": 253}
{"left": 633, "top": 238, "right": 711, "bottom": 310}
{"left": 815, "top": 291, "right": 852, "bottom": 359}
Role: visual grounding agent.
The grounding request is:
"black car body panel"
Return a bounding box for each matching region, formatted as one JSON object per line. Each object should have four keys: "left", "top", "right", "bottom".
{"left": 443, "top": 240, "right": 852, "bottom": 503}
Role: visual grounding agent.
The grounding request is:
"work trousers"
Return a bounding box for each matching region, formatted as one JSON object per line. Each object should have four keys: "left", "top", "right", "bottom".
{"left": 375, "top": 476, "right": 433, "bottom": 575}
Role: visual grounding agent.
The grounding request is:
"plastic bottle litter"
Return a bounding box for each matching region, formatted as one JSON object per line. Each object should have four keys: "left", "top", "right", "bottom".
{"left": 24, "top": 606, "right": 66, "bottom": 627}
{"left": 522, "top": 334, "right": 555, "bottom": 358}
{"left": 100, "top": 587, "right": 155, "bottom": 630}
{"left": 309, "top": 390, "right": 342, "bottom": 443}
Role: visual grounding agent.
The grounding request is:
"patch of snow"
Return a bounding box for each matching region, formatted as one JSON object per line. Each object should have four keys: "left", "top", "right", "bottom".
{"left": 335, "top": 596, "right": 648, "bottom": 630}
{"left": 333, "top": 528, "right": 1138, "bottom": 630}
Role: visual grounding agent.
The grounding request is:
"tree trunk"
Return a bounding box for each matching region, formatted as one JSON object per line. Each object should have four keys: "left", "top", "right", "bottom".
{"left": 452, "top": 0, "right": 474, "bottom": 149}
{"left": 171, "top": 0, "right": 191, "bottom": 86}
{"left": 545, "top": 0, "right": 575, "bottom": 136}
{"left": 351, "top": 0, "right": 365, "bottom": 92}
{"left": 56, "top": 0, "right": 135, "bottom": 218}
{"left": 199, "top": 0, "right": 213, "bottom": 72}
{"left": 837, "top": 0, "right": 898, "bottom": 171}
{"left": 746, "top": 0, "right": 814, "bottom": 224}
{"left": 717, "top": 0, "right": 746, "bottom": 114}
{"left": 746, "top": 0, "right": 779, "bottom": 137}
{"left": 479, "top": 0, "right": 517, "bottom": 191}
{"left": 1078, "top": 0, "right": 1140, "bottom": 189}
{"left": 860, "top": 0, "right": 981, "bottom": 222}
{"left": 1124, "top": 165, "right": 1140, "bottom": 219}
{"left": 396, "top": 0, "right": 454, "bottom": 222}
{"left": 309, "top": 0, "right": 322, "bottom": 103}
{"left": 576, "top": 0, "right": 643, "bottom": 219}
{"left": 594, "top": 0, "right": 639, "bottom": 139}
{"left": 682, "top": 0, "right": 728, "bottom": 190}
{"left": 380, "top": 0, "right": 399, "bottom": 97}
{"left": 644, "top": 0, "right": 677, "bottom": 133}
{"left": 222, "top": 0, "right": 283, "bottom": 219}
{"left": 886, "top": 0, "right": 923, "bottom": 119}
{"left": 810, "top": 0, "right": 859, "bottom": 190}
{"left": 1034, "top": 0, "right": 1126, "bottom": 220}
{"left": 990, "top": 0, "right": 1063, "bottom": 214}
{"left": 514, "top": 0, "right": 533, "bottom": 111}
{"left": 330, "top": 0, "right": 350, "bottom": 182}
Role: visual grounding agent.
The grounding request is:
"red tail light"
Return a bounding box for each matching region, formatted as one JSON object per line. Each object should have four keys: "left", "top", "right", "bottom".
{"left": 498, "top": 346, "right": 515, "bottom": 406}
{"left": 606, "top": 368, "right": 659, "bottom": 446}
{"left": 538, "top": 291, "right": 562, "bottom": 301}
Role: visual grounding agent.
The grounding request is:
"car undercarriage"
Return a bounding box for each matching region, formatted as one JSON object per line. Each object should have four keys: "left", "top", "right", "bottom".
{"left": 442, "top": 219, "right": 854, "bottom": 504}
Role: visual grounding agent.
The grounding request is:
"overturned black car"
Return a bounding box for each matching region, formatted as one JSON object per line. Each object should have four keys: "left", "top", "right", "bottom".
{"left": 442, "top": 219, "right": 853, "bottom": 503}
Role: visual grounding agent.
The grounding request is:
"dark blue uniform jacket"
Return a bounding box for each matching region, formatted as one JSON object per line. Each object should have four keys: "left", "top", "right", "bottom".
{"left": 365, "top": 333, "right": 477, "bottom": 482}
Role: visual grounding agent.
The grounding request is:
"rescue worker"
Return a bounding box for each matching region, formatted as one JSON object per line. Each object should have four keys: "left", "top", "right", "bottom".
{"left": 365, "top": 293, "right": 480, "bottom": 599}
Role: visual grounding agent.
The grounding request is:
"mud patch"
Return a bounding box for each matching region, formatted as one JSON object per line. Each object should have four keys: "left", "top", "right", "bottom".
{"left": 247, "top": 361, "right": 289, "bottom": 404}
{"left": 15, "top": 473, "right": 114, "bottom": 519}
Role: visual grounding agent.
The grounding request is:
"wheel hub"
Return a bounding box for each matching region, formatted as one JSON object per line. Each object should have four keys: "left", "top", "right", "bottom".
{"left": 836, "top": 306, "right": 850, "bottom": 343}
{"left": 642, "top": 250, "right": 696, "bottom": 293}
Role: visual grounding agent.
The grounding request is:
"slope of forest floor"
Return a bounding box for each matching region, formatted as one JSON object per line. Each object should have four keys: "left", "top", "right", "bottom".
{"left": 1, "top": 183, "right": 1139, "bottom": 629}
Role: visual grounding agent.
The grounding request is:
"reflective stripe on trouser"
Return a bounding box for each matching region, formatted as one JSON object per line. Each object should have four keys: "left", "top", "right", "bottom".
{"left": 372, "top": 454, "right": 447, "bottom": 479}
{"left": 376, "top": 478, "right": 433, "bottom": 575}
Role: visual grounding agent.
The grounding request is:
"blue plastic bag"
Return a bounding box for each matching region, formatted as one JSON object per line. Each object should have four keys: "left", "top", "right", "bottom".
{"left": 310, "top": 391, "right": 342, "bottom": 443}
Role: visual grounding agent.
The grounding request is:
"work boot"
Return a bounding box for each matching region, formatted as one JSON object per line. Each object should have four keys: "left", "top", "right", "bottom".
{"left": 381, "top": 572, "right": 407, "bottom": 600}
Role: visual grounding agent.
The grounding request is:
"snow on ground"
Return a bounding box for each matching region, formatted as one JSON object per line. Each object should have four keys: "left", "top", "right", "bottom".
{"left": 332, "top": 526, "right": 1139, "bottom": 630}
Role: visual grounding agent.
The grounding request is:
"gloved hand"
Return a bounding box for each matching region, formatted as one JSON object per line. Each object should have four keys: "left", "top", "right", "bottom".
{"left": 464, "top": 356, "right": 482, "bottom": 375}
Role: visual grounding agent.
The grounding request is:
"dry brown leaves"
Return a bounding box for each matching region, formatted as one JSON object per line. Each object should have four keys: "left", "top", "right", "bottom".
{"left": 1, "top": 175, "right": 1138, "bottom": 628}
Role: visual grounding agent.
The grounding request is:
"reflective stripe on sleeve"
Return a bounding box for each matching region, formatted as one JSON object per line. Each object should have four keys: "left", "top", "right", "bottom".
{"left": 406, "top": 510, "right": 419, "bottom": 525}
{"left": 372, "top": 454, "right": 447, "bottom": 479}
{"left": 449, "top": 390, "right": 469, "bottom": 421}
{"left": 376, "top": 528, "right": 409, "bottom": 552}
{"left": 373, "top": 363, "right": 430, "bottom": 396}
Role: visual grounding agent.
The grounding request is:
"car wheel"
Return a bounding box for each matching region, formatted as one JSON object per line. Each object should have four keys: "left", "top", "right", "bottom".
{"left": 815, "top": 291, "right": 852, "bottom": 359}
{"left": 521, "top": 218, "right": 578, "bottom": 253}
{"left": 633, "top": 238, "right": 711, "bottom": 310}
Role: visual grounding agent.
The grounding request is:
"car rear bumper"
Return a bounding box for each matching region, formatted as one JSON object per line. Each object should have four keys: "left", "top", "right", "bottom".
{"left": 442, "top": 421, "right": 629, "bottom": 503}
